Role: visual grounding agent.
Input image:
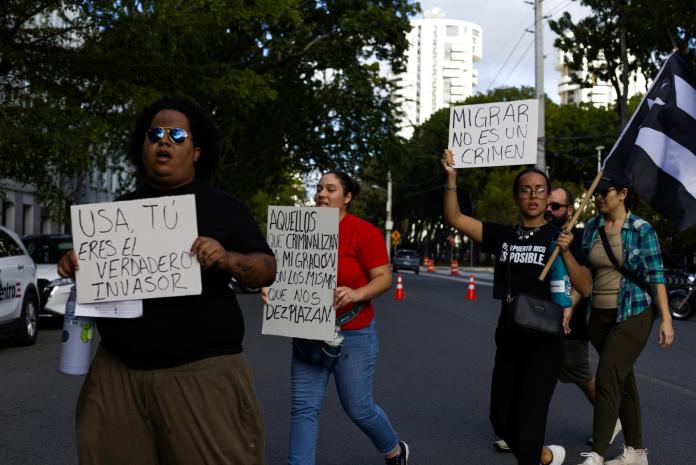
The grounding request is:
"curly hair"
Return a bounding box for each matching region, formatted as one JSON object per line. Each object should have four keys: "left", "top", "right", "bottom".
{"left": 129, "top": 96, "right": 219, "bottom": 181}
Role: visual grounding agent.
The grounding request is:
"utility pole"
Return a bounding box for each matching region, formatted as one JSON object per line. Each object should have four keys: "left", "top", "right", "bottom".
{"left": 534, "top": 0, "right": 545, "bottom": 172}
{"left": 595, "top": 145, "right": 604, "bottom": 172}
{"left": 372, "top": 172, "right": 393, "bottom": 258}
{"left": 386, "top": 171, "right": 393, "bottom": 258}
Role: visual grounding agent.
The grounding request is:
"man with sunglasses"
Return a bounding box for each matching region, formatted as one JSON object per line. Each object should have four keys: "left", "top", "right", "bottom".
{"left": 546, "top": 187, "right": 622, "bottom": 447}
{"left": 58, "top": 97, "right": 276, "bottom": 465}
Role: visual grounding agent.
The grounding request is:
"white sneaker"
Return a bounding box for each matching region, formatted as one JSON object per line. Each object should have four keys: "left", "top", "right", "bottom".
{"left": 577, "top": 451, "right": 604, "bottom": 465}
{"left": 545, "top": 445, "right": 566, "bottom": 465}
{"left": 605, "top": 446, "right": 648, "bottom": 465}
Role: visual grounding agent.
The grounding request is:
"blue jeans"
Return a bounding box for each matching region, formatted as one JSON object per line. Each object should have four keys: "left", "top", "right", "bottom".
{"left": 288, "top": 319, "right": 399, "bottom": 465}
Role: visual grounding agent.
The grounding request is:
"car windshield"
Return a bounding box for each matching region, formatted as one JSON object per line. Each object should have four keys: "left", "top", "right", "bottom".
{"left": 24, "top": 237, "right": 73, "bottom": 264}
{"left": 396, "top": 250, "right": 418, "bottom": 258}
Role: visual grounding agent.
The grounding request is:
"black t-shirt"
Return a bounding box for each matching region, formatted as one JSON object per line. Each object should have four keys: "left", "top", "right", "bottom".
{"left": 96, "top": 180, "right": 273, "bottom": 368}
{"left": 566, "top": 226, "right": 590, "bottom": 341}
{"left": 482, "top": 222, "right": 558, "bottom": 303}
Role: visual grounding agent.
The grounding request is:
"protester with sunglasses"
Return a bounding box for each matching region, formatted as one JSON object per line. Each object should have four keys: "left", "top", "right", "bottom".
{"left": 548, "top": 188, "right": 623, "bottom": 446}
{"left": 574, "top": 173, "right": 674, "bottom": 465}
{"left": 262, "top": 170, "right": 408, "bottom": 465}
{"left": 58, "top": 96, "right": 276, "bottom": 465}
{"left": 441, "top": 149, "right": 580, "bottom": 465}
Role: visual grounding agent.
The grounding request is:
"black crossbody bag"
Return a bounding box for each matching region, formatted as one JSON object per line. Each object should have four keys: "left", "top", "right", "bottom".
{"left": 597, "top": 227, "right": 651, "bottom": 294}
{"left": 506, "top": 236, "right": 563, "bottom": 335}
{"left": 292, "top": 302, "right": 368, "bottom": 369}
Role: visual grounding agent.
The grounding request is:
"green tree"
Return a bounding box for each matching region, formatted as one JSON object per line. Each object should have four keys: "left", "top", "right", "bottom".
{"left": 1, "top": 0, "right": 419, "bottom": 223}
{"left": 0, "top": 2, "right": 106, "bottom": 218}
{"left": 545, "top": 100, "right": 618, "bottom": 182}
{"left": 550, "top": 0, "right": 696, "bottom": 128}
{"left": 74, "top": 0, "right": 417, "bottom": 217}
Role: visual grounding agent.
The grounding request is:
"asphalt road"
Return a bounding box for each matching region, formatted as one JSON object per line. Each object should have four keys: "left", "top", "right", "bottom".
{"left": 2, "top": 270, "right": 695, "bottom": 465}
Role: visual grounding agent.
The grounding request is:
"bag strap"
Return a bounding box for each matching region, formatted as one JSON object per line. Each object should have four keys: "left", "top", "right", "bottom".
{"left": 597, "top": 226, "right": 651, "bottom": 294}
{"left": 336, "top": 302, "right": 368, "bottom": 326}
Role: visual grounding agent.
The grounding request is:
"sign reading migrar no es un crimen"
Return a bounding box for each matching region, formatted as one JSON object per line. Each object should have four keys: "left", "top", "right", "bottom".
{"left": 448, "top": 99, "right": 539, "bottom": 168}
{"left": 71, "top": 195, "right": 201, "bottom": 304}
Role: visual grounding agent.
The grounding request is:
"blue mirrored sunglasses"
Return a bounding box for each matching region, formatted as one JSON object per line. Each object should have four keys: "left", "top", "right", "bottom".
{"left": 145, "top": 127, "right": 190, "bottom": 145}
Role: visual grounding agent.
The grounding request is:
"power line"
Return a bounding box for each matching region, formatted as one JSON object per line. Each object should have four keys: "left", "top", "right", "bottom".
{"left": 488, "top": 0, "right": 574, "bottom": 91}
{"left": 487, "top": 28, "right": 530, "bottom": 91}
{"left": 500, "top": 37, "right": 535, "bottom": 87}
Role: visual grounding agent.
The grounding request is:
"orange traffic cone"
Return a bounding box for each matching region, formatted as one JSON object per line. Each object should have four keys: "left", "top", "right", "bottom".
{"left": 394, "top": 274, "right": 405, "bottom": 300}
{"left": 450, "top": 259, "right": 459, "bottom": 276}
{"left": 467, "top": 274, "right": 477, "bottom": 300}
{"left": 427, "top": 258, "right": 435, "bottom": 273}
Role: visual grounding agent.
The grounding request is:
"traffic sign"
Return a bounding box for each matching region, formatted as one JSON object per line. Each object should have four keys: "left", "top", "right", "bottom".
{"left": 391, "top": 230, "right": 401, "bottom": 242}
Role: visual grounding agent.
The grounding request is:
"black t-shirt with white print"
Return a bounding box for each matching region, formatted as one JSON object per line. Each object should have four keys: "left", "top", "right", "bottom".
{"left": 482, "top": 222, "right": 559, "bottom": 302}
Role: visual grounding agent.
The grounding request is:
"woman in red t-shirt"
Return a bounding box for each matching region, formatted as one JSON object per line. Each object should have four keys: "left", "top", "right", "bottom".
{"left": 273, "top": 171, "right": 409, "bottom": 465}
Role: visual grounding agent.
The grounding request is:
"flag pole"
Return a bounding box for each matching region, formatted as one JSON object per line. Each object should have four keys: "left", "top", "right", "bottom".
{"left": 538, "top": 170, "right": 604, "bottom": 281}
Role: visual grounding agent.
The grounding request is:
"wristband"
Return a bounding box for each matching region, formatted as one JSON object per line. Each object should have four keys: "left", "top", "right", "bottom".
{"left": 444, "top": 185, "right": 457, "bottom": 192}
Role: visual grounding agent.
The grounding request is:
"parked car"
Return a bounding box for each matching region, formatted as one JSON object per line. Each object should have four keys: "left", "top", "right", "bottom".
{"left": 22, "top": 234, "right": 73, "bottom": 316}
{"left": 392, "top": 248, "right": 420, "bottom": 274}
{"left": 0, "top": 226, "right": 40, "bottom": 345}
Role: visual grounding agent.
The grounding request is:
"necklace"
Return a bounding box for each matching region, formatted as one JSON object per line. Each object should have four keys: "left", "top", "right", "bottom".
{"left": 515, "top": 224, "right": 543, "bottom": 241}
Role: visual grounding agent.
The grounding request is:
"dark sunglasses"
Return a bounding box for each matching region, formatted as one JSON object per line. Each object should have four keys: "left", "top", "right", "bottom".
{"left": 593, "top": 187, "right": 617, "bottom": 198}
{"left": 548, "top": 202, "right": 569, "bottom": 211}
{"left": 145, "top": 127, "right": 191, "bottom": 145}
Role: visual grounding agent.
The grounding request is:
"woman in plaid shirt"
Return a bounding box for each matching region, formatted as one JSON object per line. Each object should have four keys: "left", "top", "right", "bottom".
{"left": 575, "top": 172, "right": 674, "bottom": 465}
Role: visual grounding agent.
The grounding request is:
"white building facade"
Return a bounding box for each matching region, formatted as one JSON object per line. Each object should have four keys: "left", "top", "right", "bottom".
{"left": 555, "top": 49, "right": 648, "bottom": 107}
{"left": 396, "top": 9, "right": 483, "bottom": 138}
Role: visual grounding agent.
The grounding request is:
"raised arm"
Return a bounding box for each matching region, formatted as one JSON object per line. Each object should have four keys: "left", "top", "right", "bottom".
{"left": 441, "top": 149, "right": 483, "bottom": 243}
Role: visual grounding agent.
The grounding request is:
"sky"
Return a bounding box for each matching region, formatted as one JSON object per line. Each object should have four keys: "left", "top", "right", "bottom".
{"left": 417, "top": 0, "right": 591, "bottom": 102}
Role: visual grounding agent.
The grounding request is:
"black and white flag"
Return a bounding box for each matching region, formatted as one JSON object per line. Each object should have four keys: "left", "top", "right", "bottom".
{"left": 603, "top": 53, "right": 696, "bottom": 231}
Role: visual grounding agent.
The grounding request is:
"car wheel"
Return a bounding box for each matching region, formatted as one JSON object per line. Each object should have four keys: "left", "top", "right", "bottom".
{"left": 415, "top": 267, "right": 419, "bottom": 274}
{"left": 668, "top": 289, "right": 692, "bottom": 320}
{"left": 11, "top": 293, "right": 38, "bottom": 346}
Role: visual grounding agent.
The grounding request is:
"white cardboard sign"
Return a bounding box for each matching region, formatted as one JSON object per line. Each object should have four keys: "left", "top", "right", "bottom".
{"left": 262, "top": 206, "right": 338, "bottom": 341}
{"left": 71, "top": 195, "right": 201, "bottom": 304}
{"left": 448, "top": 99, "right": 539, "bottom": 168}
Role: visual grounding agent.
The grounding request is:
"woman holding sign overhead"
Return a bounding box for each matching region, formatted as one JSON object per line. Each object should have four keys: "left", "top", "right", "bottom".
{"left": 264, "top": 170, "right": 409, "bottom": 465}
{"left": 441, "top": 149, "right": 576, "bottom": 465}
{"left": 58, "top": 97, "right": 276, "bottom": 465}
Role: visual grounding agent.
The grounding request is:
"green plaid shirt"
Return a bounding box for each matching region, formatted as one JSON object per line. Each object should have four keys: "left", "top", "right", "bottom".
{"left": 582, "top": 212, "right": 665, "bottom": 322}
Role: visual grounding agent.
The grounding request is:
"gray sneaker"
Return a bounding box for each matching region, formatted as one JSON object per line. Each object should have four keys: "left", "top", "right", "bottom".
{"left": 605, "top": 446, "right": 648, "bottom": 465}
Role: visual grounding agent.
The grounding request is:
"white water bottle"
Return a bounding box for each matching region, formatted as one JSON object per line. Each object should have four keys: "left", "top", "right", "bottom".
{"left": 59, "top": 286, "right": 95, "bottom": 375}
